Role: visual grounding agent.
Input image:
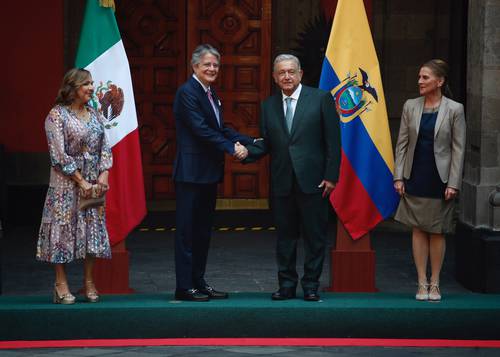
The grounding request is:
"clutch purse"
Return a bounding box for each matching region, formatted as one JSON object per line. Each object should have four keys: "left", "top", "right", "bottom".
{"left": 79, "top": 185, "right": 106, "bottom": 210}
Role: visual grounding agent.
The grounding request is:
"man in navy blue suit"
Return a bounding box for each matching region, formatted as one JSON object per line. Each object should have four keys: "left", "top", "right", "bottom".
{"left": 172, "top": 44, "right": 253, "bottom": 301}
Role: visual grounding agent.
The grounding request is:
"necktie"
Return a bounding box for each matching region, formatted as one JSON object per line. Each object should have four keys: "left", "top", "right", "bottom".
{"left": 285, "top": 97, "right": 293, "bottom": 133}
{"left": 207, "top": 89, "right": 220, "bottom": 126}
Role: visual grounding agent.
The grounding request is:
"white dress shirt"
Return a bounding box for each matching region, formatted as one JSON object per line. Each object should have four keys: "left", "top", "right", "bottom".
{"left": 193, "top": 74, "right": 220, "bottom": 125}
{"left": 281, "top": 83, "right": 302, "bottom": 118}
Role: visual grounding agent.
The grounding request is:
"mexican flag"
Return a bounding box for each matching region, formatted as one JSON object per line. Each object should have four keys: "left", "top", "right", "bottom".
{"left": 75, "top": 0, "right": 146, "bottom": 245}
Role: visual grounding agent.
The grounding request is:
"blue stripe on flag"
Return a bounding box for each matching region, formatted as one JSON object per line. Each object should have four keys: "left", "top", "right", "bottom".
{"left": 318, "top": 59, "right": 341, "bottom": 91}
{"left": 341, "top": 117, "right": 399, "bottom": 218}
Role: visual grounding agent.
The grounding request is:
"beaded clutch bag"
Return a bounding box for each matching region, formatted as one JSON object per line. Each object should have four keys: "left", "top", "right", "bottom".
{"left": 78, "top": 185, "right": 106, "bottom": 210}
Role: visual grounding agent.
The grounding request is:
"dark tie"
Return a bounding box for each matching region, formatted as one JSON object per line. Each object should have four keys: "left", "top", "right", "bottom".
{"left": 207, "top": 89, "right": 220, "bottom": 126}
{"left": 285, "top": 97, "right": 293, "bottom": 133}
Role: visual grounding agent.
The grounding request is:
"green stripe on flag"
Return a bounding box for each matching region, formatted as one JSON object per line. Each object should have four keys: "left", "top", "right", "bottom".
{"left": 75, "top": 0, "right": 121, "bottom": 68}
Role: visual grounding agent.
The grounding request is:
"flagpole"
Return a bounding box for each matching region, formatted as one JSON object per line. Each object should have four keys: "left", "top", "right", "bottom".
{"left": 93, "top": 241, "right": 134, "bottom": 294}
{"left": 321, "top": 0, "right": 378, "bottom": 292}
{"left": 75, "top": 0, "right": 146, "bottom": 294}
{"left": 326, "top": 222, "right": 377, "bottom": 292}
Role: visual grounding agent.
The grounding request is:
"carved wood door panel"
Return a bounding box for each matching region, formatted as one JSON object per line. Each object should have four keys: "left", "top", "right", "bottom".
{"left": 117, "top": 0, "right": 271, "bottom": 201}
{"left": 187, "top": 0, "right": 271, "bottom": 200}
{"left": 116, "top": 0, "right": 185, "bottom": 200}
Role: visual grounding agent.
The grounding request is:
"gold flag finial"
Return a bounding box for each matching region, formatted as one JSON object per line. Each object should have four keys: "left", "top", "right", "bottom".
{"left": 99, "top": 0, "right": 115, "bottom": 11}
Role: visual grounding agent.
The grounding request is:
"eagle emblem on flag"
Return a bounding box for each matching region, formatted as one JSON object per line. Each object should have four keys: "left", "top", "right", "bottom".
{"left": 333, "top": 68, "right": 378, "bottom": 123}
{"left": 90, "top": 80, "right": 124, "bottom": 129}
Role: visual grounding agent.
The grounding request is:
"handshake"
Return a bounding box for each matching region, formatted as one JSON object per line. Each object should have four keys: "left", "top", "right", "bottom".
{"left": 233, "top": 141, "right": 248, "bottom": 161}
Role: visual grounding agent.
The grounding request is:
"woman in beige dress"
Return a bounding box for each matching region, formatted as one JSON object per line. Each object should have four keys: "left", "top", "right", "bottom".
{"left": 393, "top": 59, "right": 466, "bottom": 301}
{"left": 36, "top": 68, "right": 113, "bottom": 304}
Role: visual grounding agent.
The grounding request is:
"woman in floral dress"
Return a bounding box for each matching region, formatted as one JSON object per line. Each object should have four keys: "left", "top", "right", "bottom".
{"left": 36, "top": 68, "right": 113, "bottom": 304}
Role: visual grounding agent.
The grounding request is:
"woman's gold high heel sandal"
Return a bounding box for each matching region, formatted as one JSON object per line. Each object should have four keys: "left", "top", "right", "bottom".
{"left": 85, "top": 280, "right": 100, "bottom": 303}
{"left": 428, "top": 282, "right": 441, "bottom": 301}
{"left": 53, "top": 282, "right": 76, "bottom": 305}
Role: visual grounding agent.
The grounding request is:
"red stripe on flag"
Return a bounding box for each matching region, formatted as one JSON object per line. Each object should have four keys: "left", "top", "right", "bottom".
{"left": 106, "top": 129, "right": 147, "bottom": 245}
{"left": 331, "top": 150, "right": 383, "bottom": 239}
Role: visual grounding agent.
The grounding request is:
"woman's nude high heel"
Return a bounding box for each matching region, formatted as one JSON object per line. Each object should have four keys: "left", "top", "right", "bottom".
{"left": 428, "top": 282, "right": 441, "bottom": 301}
{"left": 415, "top": 283, "right": 429, "bottom": 301}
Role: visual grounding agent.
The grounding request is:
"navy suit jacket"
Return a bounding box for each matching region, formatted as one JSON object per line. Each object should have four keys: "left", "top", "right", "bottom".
{"left": 173, "top": 76, "right": 253, "bottom": 184}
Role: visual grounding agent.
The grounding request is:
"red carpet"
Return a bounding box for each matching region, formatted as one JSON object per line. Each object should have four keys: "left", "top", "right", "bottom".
{"left": 1, "top": 338, "right": 500, "bottom": 349}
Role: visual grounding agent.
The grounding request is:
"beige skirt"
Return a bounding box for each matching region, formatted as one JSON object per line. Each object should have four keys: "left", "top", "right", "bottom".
{"left": 394, "top": 193, "right": 455, "bottom": 234}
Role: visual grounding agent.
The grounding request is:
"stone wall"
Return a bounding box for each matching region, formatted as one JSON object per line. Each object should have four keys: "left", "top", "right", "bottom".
{"left": 272, "top": 0, "right": 321, "bottom": 57}
{"left": 461, "top": 0, "right": 500, "bottom": 229}
{"left": 372, "top": 0, "right": 467, "bottom": 147}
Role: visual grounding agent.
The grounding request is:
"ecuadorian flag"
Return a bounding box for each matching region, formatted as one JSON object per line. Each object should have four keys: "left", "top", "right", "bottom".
{"left": 319, "top": 0, "right": 399, "bottom": 239}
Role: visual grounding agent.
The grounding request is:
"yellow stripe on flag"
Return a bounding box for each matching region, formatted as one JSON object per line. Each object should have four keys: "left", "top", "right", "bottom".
{"left": 325, "top": 0, "right": 394, "bottom": 172}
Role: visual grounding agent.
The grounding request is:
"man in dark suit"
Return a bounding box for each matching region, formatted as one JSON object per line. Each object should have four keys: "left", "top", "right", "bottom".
{"left": 172, "top": 44, "right": 252, "bottom": 301}
{"left": 245, "top": 54, "right": 341, "bottom": 301}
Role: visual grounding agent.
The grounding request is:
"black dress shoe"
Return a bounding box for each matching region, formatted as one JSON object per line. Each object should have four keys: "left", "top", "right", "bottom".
{"left": 271, "top": 287, "right": 296, "bottom": 300}
{"left": 198, "top": 285, "right": 229, "bottom": 299}
{"left": 303, "top": 290, "right": 320, "bottom": 301}
{"left": 175, "top": 288, "right": 209, "bottom": 301}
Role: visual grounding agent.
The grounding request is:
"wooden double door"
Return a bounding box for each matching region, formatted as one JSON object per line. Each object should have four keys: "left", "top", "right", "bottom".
{"left": 116, "top": 0, "right": 271, "bottom": 201}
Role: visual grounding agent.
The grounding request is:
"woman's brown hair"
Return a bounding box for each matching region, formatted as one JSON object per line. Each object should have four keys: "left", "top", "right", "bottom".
{"left": 55, "top": 68, "right": 92, "bottom": 105}
{"left": 422, "top": 59, "right": 452, "bottom": 98}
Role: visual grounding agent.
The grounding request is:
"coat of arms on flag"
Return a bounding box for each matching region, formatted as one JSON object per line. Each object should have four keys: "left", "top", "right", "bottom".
{"left": 333, "top": 68, "right": 379, "bottom": 122}
{"left": 92, "top": 80, "right": 124, "bottom": 128}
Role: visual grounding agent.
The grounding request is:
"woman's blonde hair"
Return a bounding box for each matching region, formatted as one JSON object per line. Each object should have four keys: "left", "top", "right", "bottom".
{"left": 55, "top": 68, "right": 92, "bottom": 105}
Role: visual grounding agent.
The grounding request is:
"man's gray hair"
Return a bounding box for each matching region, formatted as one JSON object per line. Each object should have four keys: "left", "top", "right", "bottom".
{"left": 273, "top": 54, "right": 301, "bottom": 71}
{"left": 191, "top": 44, "right": 221, "bottom": 66}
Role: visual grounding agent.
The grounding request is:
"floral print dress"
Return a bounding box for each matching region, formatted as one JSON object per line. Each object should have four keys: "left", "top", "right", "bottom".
{"left": 36, "top": 105, "right": 113, "bottom": 263}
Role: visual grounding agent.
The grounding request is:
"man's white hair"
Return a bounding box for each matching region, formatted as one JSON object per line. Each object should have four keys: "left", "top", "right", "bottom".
{"left": 273, "top": 54, "right": 301, "bottom": 72}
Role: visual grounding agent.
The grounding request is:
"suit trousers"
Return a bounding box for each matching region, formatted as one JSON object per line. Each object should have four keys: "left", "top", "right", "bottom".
{"left": 174, "top": 181, "right": 217, "bottom": 290}
{"left": 272, "top": 177, "right": 329, "bottom": 291}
